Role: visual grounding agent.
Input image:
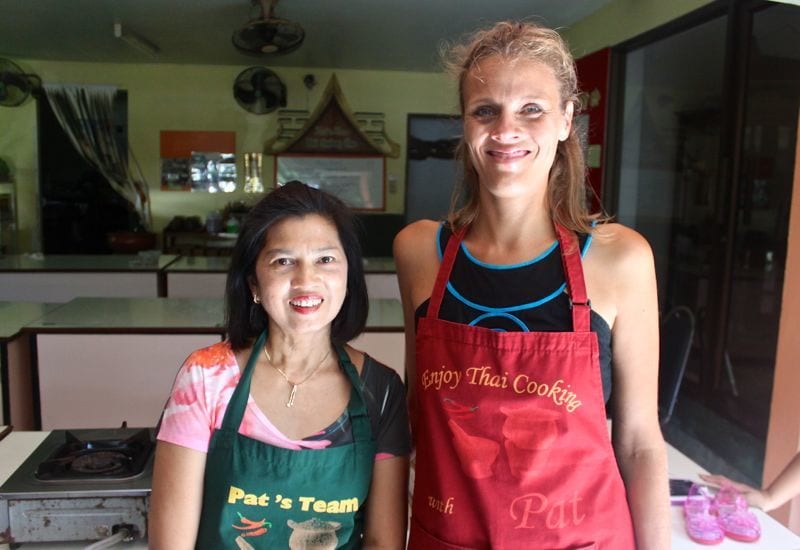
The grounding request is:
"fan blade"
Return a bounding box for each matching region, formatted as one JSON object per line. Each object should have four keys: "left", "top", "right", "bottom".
{"left": 234, "top": 87, "right": 257, "bottom": 104}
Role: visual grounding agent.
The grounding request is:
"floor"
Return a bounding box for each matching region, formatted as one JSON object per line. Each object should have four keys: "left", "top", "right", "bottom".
{"left": 663, "top": 393, "right": 764, "bottom": 487}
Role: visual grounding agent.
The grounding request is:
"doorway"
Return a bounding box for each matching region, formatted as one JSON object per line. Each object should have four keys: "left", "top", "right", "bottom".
{"left": 37, "top": 91, "right": 133, "bottom": 254}
{"left": 610, "top": 0, "right": 800, "bottom": 483}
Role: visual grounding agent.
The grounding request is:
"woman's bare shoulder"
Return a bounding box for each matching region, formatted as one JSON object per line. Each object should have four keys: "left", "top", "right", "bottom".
{"left": 394, "top": 220, "right": 440, "bottom": 249}
{"left": 590, "top": 222, "right": 655, "bottom": 276}
{"left": 393, "top": 220, "right": 441, "bottom": 267}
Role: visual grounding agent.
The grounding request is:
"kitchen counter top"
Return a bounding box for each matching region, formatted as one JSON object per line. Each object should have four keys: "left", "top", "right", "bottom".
{"left": 21, "top": 297, "right": 403, "bottom": 334}
{"left": 163, "top": 255, "right": 231, "bottom": 273}
{"left": 365, "top": 297, "right": 403, "bottom": 330}
{"left": 0, "top": 302, "right": 60, "bottom": 342}
{"left": 163, "top": 255, "right": 396, "bottom": 273}
{"left": 362, "top": 256, "right": 396, "bottom": 273}
{"left": 23, "top": 297, "right": 225, "bottom": 334}
{"left": 0, "top": 254, "right": 179, "bottom": 272}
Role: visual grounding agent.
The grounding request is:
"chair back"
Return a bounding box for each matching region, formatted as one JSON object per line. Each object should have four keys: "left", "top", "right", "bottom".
{"left": 658, "top": 305, "right": 695, "bottom": 425}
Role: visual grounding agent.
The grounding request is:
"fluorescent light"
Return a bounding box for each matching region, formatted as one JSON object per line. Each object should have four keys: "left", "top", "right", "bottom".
{"left": 113, "top": 22, "right": 160, "bottom": 57}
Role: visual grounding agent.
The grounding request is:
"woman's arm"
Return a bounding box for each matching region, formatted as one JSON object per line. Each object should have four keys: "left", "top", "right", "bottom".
{"left": 700, "top": 452, "right": 800, "bottom": 511}
{"left": 148, "top": 441, "right": 207, "bottom": 549}
{"left": 393, "top": 220, "right": 439, "bottom": 433}
{"left": 362, "top": 456, "right": 410, "bottom": 549}
{"left": 601, "top": 225, "right": 670, "bottom": 549}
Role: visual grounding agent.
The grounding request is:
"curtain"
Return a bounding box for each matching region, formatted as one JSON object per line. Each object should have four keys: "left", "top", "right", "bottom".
{"left": 43, "top": 84, "right": 151, "bottom": 229}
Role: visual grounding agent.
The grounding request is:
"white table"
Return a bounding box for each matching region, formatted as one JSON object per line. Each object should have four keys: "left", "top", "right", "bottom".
{"left": 668, "top": 443, "right": 800, "bottom": 549}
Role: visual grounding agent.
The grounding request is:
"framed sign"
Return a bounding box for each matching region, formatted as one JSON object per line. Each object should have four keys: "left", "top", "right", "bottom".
{"left": 160, "top": 130, "right": 237, "bottom": 192}
{"left": 275, "top": 154, "right": 385, "bottom": 210}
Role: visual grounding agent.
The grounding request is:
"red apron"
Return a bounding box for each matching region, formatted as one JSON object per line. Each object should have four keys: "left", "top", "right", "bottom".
{"left": 409, "top": 224, "right": 635, "bottom": 550}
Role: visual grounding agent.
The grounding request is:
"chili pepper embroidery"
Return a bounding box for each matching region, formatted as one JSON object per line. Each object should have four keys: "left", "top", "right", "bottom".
{"left": 232, "top": 511, "right": 271, "bottom": 539}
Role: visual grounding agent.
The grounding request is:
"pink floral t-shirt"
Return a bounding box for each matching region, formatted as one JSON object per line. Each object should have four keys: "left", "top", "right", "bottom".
{"left": 157, "top": 341, "right": 410, "bottom": 460}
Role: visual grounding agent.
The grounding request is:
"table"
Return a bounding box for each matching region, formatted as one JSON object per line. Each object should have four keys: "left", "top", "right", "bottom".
{"left": 163, "top": 255, "right": 400, "bottom": 299}
{"left": 0, "top": 254, "right": 179, "bottom": 302}
{"left": 163, "top": 255, "right": 230, "bottom": 298}
{"left": 24, "top": 297, "right": 226, "bottom": 430}
{"left": 0, "top": 302, "right": 60, "bottom": 429}
{"left": 668, "top": 443, "right": 800, "bottom": 548}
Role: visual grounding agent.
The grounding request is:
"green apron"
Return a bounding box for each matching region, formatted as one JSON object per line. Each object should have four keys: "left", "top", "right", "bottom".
{"left": 196, "top": 331, "right": 376, "bottom": 549}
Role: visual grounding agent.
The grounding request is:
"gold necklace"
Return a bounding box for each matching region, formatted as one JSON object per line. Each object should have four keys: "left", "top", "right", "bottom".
{"left": 263, "top": 345, "right": 331, "bottom": 407}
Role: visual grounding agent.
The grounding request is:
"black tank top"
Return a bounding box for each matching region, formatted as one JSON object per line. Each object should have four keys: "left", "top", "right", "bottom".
{"left": 415, "top": 223, "right": 613, "bottom": 403}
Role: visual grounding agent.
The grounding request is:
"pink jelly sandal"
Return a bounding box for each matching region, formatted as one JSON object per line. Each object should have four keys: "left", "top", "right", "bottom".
{"left": 712, "top": 484, "right": 761, "bottom": 542}
{"left": 684, "top": 484, "right": 724, "bottom": 545}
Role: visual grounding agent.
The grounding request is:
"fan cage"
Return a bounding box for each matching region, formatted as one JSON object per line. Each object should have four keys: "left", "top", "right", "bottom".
{"left": 232, "top": 18, "right": 305, "bottom": 55}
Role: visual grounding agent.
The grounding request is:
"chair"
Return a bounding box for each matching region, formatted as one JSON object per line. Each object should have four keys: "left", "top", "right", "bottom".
{"left": 658, "top": 306, "right": 695, "bottom": 425}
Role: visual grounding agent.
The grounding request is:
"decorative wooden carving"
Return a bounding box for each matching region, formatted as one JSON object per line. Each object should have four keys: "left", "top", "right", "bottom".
{"left": 264, "top": 74, "right": 400, "bottom": 158}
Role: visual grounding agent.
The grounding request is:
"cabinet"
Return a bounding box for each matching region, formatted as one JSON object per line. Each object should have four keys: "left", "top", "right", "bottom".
{"left": 0, "top": 182, "right": 17, "bottom": 255}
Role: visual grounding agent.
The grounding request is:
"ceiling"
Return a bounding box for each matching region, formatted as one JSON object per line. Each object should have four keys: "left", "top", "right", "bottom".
{"left": 0, "top": 0, "right": 611, "bottom": 72}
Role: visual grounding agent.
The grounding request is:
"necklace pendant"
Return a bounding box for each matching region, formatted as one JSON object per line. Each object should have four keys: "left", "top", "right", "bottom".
{"left": 286, "top": 384, "right": 298, "bottom": 407}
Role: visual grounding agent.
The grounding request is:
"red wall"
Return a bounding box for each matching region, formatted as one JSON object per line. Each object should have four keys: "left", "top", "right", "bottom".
{"left": 575, "top": 48, "right": 611, "bottom": 213}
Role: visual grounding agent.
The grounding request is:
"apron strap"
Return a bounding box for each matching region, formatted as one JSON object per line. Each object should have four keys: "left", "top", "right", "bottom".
{"left": 334, "top": 344, "right": 372, "bottom": 444}
{"left": 220, "top": 330, "right": 266, "bottom": 432}
{"left": 554, "top": 223, "right": 591, "bottom": 333}
{"left": 427, "top": 224, "right": 467, "bottom": 319}
{"left": 220, "top": 332, "right": 373, "bottom": 447}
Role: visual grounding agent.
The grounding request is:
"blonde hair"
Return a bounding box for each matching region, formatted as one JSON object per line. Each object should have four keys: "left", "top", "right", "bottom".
{"left": 443, "top": 20, "right": 604, "bottom": 233}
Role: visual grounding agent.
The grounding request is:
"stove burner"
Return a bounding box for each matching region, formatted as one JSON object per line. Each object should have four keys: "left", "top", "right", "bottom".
{"left": 71, "top": 451, "right": 131, "bottom": 475}
{"left": 34, "top": 428, "right": 153, "bottom": 481}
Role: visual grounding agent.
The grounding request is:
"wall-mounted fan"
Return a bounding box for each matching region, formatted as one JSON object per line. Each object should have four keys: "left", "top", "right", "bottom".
{"left": 233, "top": 66, "right": 287, "bottom": 114}
{"left": 232, "top": 0, "right": 305, "bottom": 56}
{"left": 0, "top": 58, "right": 41, "bottom": 107}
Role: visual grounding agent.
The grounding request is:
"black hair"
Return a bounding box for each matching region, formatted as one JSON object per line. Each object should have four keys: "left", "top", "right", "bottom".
{"left": 225, "top": 181, "right": 369, "bottom": 350}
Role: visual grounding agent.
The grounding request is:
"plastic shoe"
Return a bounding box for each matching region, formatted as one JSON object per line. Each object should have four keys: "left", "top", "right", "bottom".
{"left": 712, "top": 484, "right": 761, "bottom": 542}
{"left": 683, "top": 484, "right": 724, "bottom": 545}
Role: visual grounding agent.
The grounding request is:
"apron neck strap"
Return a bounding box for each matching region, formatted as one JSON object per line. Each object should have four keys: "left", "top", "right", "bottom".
{"left": 554, "top": 223, "right": 591, "bottom": 333}
{"left": 427, "top": 224, "right": 467, "bottom": 319}
{"left": 334, "top": 345, "right": 371, "bottom": 443}
{"left": 221, "top": 330, "right": 266, "bottom": 431}
{"left": 221, "top": 331, "right": 372, "bottom": 443}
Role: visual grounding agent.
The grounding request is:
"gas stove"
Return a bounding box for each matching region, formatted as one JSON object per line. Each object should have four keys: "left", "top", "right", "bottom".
{"left": 0, "top": 427, "right": 154, "bottom": 544}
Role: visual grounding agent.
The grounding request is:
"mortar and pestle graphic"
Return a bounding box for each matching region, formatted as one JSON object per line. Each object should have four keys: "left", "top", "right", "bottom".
{"left": 500, "top": 405, "right": 561, "bottom": 484}
{"left": 287, "top": 518, "right": 341, "bottom": 549}
{"left": 447, "top": 419, "right": 500, "bottom": 479}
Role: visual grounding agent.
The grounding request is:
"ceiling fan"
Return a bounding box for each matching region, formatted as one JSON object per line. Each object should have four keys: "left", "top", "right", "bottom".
{"left": 232, "top": 0, "right": 305, "bottom": 56}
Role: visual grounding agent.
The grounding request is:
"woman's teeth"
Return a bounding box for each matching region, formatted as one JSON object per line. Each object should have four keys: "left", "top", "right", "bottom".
{"left": 290, "top": 298, "right": 322, "bottom": 307}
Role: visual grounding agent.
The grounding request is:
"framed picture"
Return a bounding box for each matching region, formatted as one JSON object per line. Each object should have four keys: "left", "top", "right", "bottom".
{"left": 160, "top": 130, "right": 237, "bottom": 192}
{"left": 275, "top": 154, "right": 385, "bottom": 210}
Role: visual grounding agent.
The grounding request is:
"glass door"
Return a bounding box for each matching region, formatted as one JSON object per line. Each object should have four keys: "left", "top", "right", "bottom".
{"left": 721, "top": 0, "right": 800, "bottom": 446}
{"left": 614, "top": 11, "right": 727, "bottom": 387}
{"left": 611, "top": 1, "right": 800, "bottom": 483}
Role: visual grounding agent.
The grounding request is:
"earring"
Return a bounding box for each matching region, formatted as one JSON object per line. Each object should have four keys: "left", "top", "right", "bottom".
{"left": 253, "top": 295, "right": 260, "bottom": 304}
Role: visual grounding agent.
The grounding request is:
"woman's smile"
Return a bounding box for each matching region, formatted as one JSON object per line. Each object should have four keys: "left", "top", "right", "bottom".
{"left": 251, "top": 213, "right": 348, "bottom": 336}
{"left": 486, "top": 148, "right": 531, "bottom": 161}
{"left": 289, "top": 294, "right": 324, "bottom": 313}
{"left": 462, "top": 55, "right": 572, "bottom": 196}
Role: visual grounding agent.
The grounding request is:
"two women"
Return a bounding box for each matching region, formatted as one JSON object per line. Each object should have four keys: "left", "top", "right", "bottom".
{"left": 150, "top": 181, "right": 410, "bottom": 549}
{"left": 395, "top": 21, "right": 669, "bottom": 548}
{"left": 151, "top": 19, "right": 669, "bottom": 548}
